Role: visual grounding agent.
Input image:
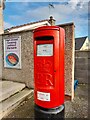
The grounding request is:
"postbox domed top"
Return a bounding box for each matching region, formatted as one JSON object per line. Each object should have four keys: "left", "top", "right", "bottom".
{"left": 34, "top": 26, "right": 60, "bottom": 33}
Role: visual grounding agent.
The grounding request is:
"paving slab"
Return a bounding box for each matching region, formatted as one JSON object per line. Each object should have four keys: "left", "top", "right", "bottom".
{"left": 0, "top": 81, "right": 25, "bottom": 102}
{"left": 0, "top": 88, "right": 33, "bottom": 119}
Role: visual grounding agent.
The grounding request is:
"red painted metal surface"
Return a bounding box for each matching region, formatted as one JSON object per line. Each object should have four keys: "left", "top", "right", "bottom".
{"left": 33, "top": 26, "right": 65, "bottom": 109}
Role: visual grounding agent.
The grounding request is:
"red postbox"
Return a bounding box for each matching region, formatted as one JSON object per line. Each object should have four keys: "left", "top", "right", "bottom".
{"left": 34, "top": 26, "right": 65, "bottom": 109}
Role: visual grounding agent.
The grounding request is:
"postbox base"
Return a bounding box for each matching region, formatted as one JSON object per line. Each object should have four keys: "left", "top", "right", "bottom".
{"left": 34, "top": 104, "right": 65, "bottom": 120}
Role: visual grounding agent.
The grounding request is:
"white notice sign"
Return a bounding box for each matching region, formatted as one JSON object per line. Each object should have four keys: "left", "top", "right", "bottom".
{"left": 37, "top": 44, "right": 53, "bottom": 56}
{"left": 4, "top": 36, "right": 21, "bottom": 69}
{"left": 37, "top": 91, "right": 50, "bottom": 101}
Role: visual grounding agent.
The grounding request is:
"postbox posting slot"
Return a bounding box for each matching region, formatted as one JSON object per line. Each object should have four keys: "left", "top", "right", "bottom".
{"left": 35, "top": 36, "right": 54, "bottom": 41}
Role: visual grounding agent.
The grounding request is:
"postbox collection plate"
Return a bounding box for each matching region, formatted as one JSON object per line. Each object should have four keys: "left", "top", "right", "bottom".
{"left": 37, "top": 44, "right": 53, "bottom": 56}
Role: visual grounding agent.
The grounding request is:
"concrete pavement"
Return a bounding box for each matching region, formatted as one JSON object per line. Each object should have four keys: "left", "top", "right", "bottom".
{"left": 3, "top": 84, "right": 88, "bottom": 119}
